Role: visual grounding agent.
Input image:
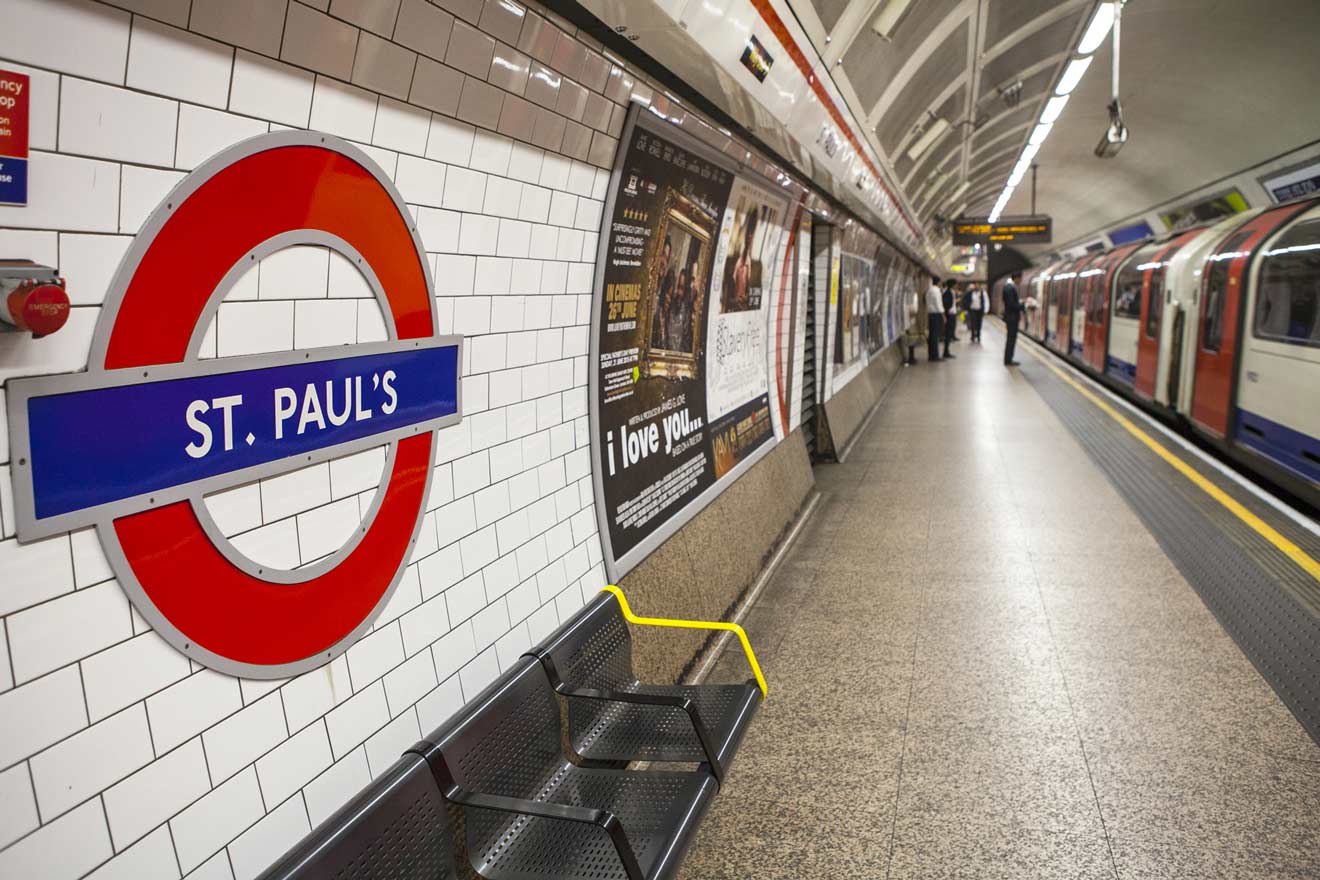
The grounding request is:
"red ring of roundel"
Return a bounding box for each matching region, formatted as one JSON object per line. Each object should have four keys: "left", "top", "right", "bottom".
{"left": 103, "top": 144, "right": 435, "bottom": 668}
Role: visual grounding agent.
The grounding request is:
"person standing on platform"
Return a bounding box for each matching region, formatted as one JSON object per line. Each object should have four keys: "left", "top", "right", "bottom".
{"left": 925, "top": 274, "right": 944, "bottom": 362}
{"left": 904, "top": 286, "right": 923, "bottom": 365}
{"left": 941, "top": 279, "right": 958, "bottom": 359}
{"left": 966, "top": 284, "right": 986, "bottom": 343}
{"left": 1003, "top": 271, "right": 1023, "bottom": 366}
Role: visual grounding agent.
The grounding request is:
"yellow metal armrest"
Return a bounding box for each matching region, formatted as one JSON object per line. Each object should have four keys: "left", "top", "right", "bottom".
{"left": 601, "top": 585, "right": 768, "bottom": 698}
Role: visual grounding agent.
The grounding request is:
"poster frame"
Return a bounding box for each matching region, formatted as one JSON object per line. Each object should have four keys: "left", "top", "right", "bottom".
{"left": 590, "top": 103, "right": 785, "bottom": 582}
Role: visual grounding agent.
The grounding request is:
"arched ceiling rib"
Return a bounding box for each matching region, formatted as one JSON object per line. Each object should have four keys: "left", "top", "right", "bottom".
{"left": 787, "top": 0, "right": 1320, "bottom": 262}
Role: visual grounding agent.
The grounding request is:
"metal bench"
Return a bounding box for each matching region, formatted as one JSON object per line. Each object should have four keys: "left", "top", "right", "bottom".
{"left": 412, "top": 656, "right": 717, "bottom": 880}
{"left": 256, "top": 586, "right": 765, "bottom": 880}
{"left": 257, "top": 752, "right": 459, "bottom": 880}
{"left": 526, "top": 586, "right": 765, "bottom": 784}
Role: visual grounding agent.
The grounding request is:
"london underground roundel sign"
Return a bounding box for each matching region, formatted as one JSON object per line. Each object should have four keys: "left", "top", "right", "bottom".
{"left": 6, "top": 133, "right": 462, "bottom": 678}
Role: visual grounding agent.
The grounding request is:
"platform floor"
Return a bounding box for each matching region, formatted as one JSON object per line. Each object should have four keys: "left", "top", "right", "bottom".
{"left": 678, "top": 326, "right": 1320, "bottom": 879}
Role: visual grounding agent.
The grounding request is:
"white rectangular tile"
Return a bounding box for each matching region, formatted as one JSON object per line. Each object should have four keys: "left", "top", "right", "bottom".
{"left": 8, "top": 580, "right": 132, "bottom": 684}
{"left": 324, "top": 681, "right": 389, "bottom": 758}
{"left": 0, "top": 763, "right": 39, "bottom": 850}
{"left": 0, "top": 664, "right": 87, "bottom": 768}
{"left": 127, "top": 17, "right": 233, "bottom": 107}
{"left": 303, "top": 747, "right": 370, "bottom": 827}
{"left": 227, "top": 792, "right": 310, "bottom": 880}
{"left": 82, "top": 631, "right": 192, "bottom": 722}
{"left": 255, "top": 721, "right": 333, "bottom": 808}
{"left": 169, "top": 767, "right": 264, "bottom": 873}
{"left": 0, "top": 799, "right": 111, "bottom": 880}
{"left": 202, "top": 693, "right": 287, "bottom": 784}
{"left": 30, "top": 704, "right": 154, "bottom": 821}
{"left": 229, "top": 51, "right": 314, "bottom": 128}
{"left": 59, "top": 77, "right": 177, "bottom": 166}
{"left": 103, "top": 738, "right": 211, "bottom": 851}
{"left": 4, "top": 0, "right": 130, "bottom": 85}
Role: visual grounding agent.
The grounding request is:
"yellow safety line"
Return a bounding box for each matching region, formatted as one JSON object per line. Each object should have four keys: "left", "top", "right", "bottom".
{"left": 601, "top": 585, "right": 769, "bottom": 697}
{"left": 1016, "top": 332, "right": 1320, "bottom": 582}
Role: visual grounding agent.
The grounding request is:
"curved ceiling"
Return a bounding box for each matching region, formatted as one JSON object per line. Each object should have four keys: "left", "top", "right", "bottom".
{"left": 792, "top": 0, "right": 1320, "bottom": 257}
{"left": 987, "top": 0, "right": 1320, "bottom": 255}
{"left": 790, "top": 0, "right": 1093, "bottom": 230}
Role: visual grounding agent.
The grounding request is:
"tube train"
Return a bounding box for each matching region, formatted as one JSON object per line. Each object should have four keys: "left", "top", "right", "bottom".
{"left": 992, "top": 196, "right": 1320, "bottom": 509}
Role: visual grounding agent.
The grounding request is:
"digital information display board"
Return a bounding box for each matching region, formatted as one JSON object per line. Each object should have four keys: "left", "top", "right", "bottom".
{"left": 952, "top": 216, "right": 1052, "bottom": 245}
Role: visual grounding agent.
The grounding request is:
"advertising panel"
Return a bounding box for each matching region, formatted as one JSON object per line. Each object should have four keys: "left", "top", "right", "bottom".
{"left": 834, "top": 252, "right": 870, "bottom": 366}
{"left": 768, "top": 204, "right": 810, "bottom": 439}
{"left": 591, "top": 110, "right": 780, "bottom": 576}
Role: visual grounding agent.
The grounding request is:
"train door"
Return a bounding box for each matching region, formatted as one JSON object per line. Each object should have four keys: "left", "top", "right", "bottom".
{"left": 1090, "top": 244, "right": 1140, "bottom": 373}
{"left": 1070, "top": 258, "right": 1091, "bottom": 358}
{"left": 1111, "top": 242, "right": 1161, "bottom": 386}
{"left": 1052, "top": 263, "right": 1077, "bottom": 354}
{"left": 1030, "top": 271, "right": 1049, "bottom": 341}
{"left": 1156, "top": 214, "right": 1258, "bottom": 411}
{"left": 1133, "top": 230, "right": 1198, "bottom": 399}
{"left": 1190, "top": 203, "right": 1313, "bottom": 438}
{"left": 1044, "top": 272, "right": 1058, "bottom": 346}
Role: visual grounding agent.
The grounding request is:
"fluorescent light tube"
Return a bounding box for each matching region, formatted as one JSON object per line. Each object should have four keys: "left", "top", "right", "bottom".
{"left": 872, "top": 0, "right": 916, "bottom": 40}
{"left": 1078, "top": 2, "right": 1116, "bottom": 55}
{"left": 1055, "top": 56, "right": 1094, "bottom": 96}
{"left": 1039, "top": 94, "right": 1070, "bottom": 125}
{"left": 1029, "top": 123, "right": 1053, "bottom": 146}
{"left": 907, "top": 117, "right": 951, "bottom": 161}
{"left": 1019, "top": 142, "right": 1041, "bottom": 165}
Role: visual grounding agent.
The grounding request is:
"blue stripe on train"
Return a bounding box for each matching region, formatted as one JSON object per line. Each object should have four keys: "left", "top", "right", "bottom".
{"left": 1105, "top": 355, "right": 1137, "bottom": 385}
{"left": 1235, "top": 409, "right": 1320, "bottom": 487}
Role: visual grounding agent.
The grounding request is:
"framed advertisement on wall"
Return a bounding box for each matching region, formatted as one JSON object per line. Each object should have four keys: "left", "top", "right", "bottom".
{"left": 589, "top": 105, "right": 789, "bottom": 579}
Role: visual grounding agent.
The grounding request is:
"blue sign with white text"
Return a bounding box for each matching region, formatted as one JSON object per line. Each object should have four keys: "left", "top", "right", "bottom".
{"left": 24, "top": 343, "right": 459, "bottom": 521}
{"left": 0, "top": 156, "right": 27, "bottom": 205}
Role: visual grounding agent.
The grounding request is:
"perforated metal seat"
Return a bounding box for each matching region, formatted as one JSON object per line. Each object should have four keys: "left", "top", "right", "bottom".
{"left": 256, "top": 753, "right": 458, "bottom": 880}
{"left": 413, "top": 658, "right": 717, "bottom": 880}
{"left": 527, "top": 592, "right": 762, "bottom": 783}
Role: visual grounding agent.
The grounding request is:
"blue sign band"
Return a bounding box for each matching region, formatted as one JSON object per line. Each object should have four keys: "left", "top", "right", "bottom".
{"left": 25, "top": 344, "right": 459, "bottom": 522}
{"left": 0, "top": 156, "right": 28, "bottom": 206}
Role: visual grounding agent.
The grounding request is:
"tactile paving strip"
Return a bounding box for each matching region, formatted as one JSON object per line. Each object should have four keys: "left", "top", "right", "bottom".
{"left": 1021, "top": 357, "right": 1320, "bottom": 747}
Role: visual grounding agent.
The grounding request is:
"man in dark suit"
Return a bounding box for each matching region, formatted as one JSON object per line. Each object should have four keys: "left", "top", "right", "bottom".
{"left": 1003, "top": 271, "right": 1023, "bottom": 366}
{"left": 941, "top": 279, "right": 958, "bottom": 358}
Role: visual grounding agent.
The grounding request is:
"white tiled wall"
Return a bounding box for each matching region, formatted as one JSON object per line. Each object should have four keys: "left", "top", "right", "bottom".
{"left": 0, "top": 0, "right": 657, "bottom": 876}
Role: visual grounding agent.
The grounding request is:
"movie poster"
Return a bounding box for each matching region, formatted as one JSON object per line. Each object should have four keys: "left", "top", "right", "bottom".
{"left": 706, "top": 176, "right": 785, "bottom": 474}
{"left": 592, "top": 117, "right": 776, "bottom": 572}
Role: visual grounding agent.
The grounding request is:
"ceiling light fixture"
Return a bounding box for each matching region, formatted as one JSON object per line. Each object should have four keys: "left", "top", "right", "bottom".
{"left": 907, "top": 116, "right": 951, "bottom": 161}
{"left": 1054, "top": 56, "right": 1094, "bottom": 96}
{"left": 1029, "top": 123, "right": 1053, "bottom": 146}
{"left": 1078, "top": 2, "right": 1117, "bottom": 55}
{"left": 1039, "top": 94, "right": 1070, "bottom": 125}
{"left": 871, "top": 0, "right": 917, "bottom": 40}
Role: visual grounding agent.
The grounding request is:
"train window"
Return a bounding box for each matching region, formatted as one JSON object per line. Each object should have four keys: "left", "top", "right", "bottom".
{"left": 1201, "top": 230, "right": 1253, "bottom": 353}
{"left": 1115, "top": 242, "right": 1160, "bottom": 322}
{"left": 1255, "top": 217, "right": 1320, "bottom": 347}
{"left": 1145, "top": 268, "right": 1165, "bottom": 338}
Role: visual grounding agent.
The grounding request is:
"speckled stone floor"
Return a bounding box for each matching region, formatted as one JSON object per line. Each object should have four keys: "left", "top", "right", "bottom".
{"left": 676, "top": 327, "right": 1320, "bottom": 879}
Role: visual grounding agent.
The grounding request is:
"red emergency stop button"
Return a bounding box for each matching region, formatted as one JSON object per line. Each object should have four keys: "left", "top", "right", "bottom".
{"left": 8, "top": 282, "right": 70, "bottom": 337}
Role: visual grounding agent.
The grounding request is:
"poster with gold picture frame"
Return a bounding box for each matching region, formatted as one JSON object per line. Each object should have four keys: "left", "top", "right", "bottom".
{"left": 640, "top": 190, "right": 714, "bottom": 380}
